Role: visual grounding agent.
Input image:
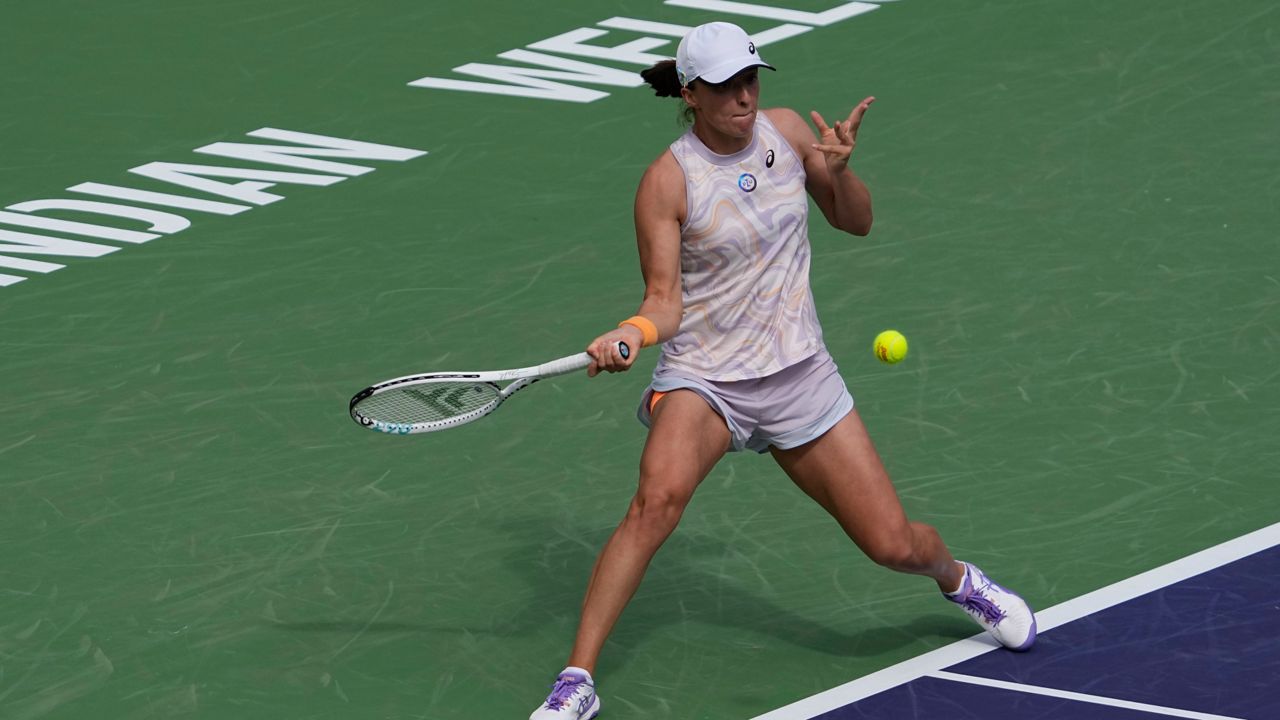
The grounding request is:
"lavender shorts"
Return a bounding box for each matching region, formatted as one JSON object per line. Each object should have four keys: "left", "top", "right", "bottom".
{"left": 637, "top": 349, "right": 855, "bottom": 453}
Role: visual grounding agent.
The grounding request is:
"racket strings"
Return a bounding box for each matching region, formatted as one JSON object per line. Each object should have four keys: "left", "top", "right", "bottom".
{"left": 356, "top": 381, "right": 500, "bottom": 424}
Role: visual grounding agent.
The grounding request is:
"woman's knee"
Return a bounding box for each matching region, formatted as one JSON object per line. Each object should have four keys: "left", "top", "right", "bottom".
{"left": 624, "top": 486, "right": 691, "bottom": 537}
{"left": 862, "top": 524, "right": 925, "bottom": 571}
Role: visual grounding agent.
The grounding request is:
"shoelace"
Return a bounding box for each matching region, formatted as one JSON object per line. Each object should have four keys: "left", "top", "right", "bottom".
{"left": 544, "top": 676, "right": 588, "bottom": 710}
{"left": 962, "top": 583, "right": 1007, "bottom": 625}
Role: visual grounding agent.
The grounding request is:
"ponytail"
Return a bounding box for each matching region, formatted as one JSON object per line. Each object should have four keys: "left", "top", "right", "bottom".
{"left": 640, "top": 59, "right": 683, "bottom": 97}
{"left": 640, "top": 59, "right": 696, "bottom": 125}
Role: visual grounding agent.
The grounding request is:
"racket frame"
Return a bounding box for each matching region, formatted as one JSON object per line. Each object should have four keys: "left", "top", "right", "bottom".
{"left": 349, "top": 345, "right": 625, "bottom": 435}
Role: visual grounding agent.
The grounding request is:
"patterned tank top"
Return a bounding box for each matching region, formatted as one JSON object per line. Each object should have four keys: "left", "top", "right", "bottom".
{"left": 658, "top": 112, "right": 823, "bottom": 381}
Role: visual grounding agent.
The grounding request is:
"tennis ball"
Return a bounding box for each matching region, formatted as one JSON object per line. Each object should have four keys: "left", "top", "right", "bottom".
{"left": 873, "top": 330, "right": 908, "bottom": 364}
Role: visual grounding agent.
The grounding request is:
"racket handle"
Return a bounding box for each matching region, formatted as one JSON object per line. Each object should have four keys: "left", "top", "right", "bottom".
{"left": 533, "top": 341, "right": 633, "bottom": 378}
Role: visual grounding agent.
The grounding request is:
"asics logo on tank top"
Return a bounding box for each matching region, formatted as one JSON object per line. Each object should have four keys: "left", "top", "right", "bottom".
{"left": 766, "top": 149, "right": 775, "bottom": 168}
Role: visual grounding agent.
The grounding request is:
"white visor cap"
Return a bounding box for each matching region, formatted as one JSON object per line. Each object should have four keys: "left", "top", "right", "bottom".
{"left": 675, "top": 22, "right": 775, "bottom": 87}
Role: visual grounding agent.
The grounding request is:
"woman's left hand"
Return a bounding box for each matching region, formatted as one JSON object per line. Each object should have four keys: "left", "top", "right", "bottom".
{"left": 810, "top": 96, "right": 875, "bottom": 175}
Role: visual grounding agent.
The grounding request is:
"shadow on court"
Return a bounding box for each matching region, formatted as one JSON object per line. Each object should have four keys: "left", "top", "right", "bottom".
{"left": 485, "top": 515, "right": 973, "bottom": 676}
{"left": 256, "top": 516, "right": 970, "bottom": 669}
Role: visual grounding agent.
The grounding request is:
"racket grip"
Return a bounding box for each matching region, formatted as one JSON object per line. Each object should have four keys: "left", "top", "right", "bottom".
{"left": 537, "top": 341, "right": 633, "bottom": 378}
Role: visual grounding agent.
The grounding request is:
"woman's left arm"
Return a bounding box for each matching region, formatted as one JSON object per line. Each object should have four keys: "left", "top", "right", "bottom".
{"left": 767, "top": 98, "right": 875, "bottom": 236}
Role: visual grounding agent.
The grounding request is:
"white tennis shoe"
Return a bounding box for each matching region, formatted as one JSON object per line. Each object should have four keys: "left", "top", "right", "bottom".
{"left": 530, "top": 668, "right": 600, "bottom": 720}
{"left": 945, "top": 561, "right": 1037, "bottom": 651}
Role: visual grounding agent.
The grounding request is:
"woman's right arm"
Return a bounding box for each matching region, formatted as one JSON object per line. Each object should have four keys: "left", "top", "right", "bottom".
{"left": 586, "top": 151, "right": 686, "bottom": 376}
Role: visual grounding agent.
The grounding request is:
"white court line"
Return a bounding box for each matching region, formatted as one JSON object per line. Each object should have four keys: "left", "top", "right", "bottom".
{"left": 750, "top": 520, "right": 1280, "bottom": 720}
{"left": 928, "top": 671, "right": 1247, "bottom": 720}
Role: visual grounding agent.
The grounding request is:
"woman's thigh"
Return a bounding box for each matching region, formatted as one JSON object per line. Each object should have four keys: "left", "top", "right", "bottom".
{"left": 768, "top": 409, "right": 912, "bottom": 547}
{"left": 638, "top": 389, "right": 733, "bottom": 500}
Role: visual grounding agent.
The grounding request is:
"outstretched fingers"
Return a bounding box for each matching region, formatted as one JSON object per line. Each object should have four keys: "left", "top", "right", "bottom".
{"left": 812, "top": 111, "right": 854, "bottom": 148}
{"left": 809, "top": 111, "right": 843, "bottom": 156}
{"left": 845, "top": 96, "right": 876, "bottom": 135}
{"left": 811, "top": 97, "right": 877, "bottom": 159}
{"left": 811, "top": 143, "right": 848, "bottom": 155}
{"left": 809, "top": 110, "right": 833, "bottom": 137}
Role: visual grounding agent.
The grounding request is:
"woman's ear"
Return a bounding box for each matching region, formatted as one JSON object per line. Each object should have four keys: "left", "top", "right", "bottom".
{"left": 680, "top": 86, "right": 698, "bottom": 111}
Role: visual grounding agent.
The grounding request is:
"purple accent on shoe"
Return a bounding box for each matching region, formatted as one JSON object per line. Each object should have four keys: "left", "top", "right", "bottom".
{"left": 959, "top": 588, "right": 1008, "bottom": 625}
{"left": 543, "top": 672, "right": 593, "bottom": 713}
{"left": 947, "top": 562, "right": 1038, "bottom": 652}
{"left": 946, "top": 565, "right": 1006, "bottom": 625}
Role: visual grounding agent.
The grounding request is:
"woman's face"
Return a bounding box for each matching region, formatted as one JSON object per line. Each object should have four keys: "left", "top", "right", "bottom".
{"left": 683, "top": 68, "right": 761, "bottom": 139}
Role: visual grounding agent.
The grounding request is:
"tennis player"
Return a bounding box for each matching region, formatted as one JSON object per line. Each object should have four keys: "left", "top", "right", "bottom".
{"left": 530, "top": 22, "right": 1035, "bottom": 720}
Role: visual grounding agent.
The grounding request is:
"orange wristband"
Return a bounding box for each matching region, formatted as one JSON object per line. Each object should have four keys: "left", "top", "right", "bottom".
{"left": 619, "top": 315, "right": 659, "bottom": 347}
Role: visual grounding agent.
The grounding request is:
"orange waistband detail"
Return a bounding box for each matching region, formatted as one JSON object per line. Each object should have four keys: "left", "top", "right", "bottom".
{"left": 648, "top": 390, "right": 667, "bottom": 413}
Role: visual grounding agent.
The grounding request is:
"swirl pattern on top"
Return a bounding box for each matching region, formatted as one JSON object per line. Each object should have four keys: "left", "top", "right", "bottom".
{"left": 660, "top": 113, "right": 822, "bottom": 381}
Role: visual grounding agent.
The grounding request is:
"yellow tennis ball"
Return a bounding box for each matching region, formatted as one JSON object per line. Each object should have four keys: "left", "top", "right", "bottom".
{"left": 873, "top": 330, "right": 908, "bottom": 364}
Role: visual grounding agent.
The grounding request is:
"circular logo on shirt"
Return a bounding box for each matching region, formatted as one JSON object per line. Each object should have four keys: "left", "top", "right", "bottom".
{"left": 738, "top": 173, "right": 757, "bottom": 192}
{"left": 765, "top": 149, "right": 775, "bottom": 168}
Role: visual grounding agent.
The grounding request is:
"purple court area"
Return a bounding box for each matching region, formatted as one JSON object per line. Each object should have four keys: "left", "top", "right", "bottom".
{"left": 814, "top": 545, "right": 1280, "bottom": 719}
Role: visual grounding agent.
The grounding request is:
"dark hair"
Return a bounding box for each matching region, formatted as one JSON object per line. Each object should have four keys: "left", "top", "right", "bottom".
{"left": 640, "top": 59, "right": 682, "bottom": 97}
{"left": 640, "top": 59, "right": 696, "bottom": 124}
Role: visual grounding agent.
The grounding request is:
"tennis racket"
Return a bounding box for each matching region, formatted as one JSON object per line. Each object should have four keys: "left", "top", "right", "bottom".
{"left": 349, "top": 343, "right": 629, "bottom": 435}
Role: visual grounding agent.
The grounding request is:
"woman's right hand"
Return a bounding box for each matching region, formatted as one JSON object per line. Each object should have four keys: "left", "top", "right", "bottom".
{"left": 586, "top": 326, "right": 645, "bottom": 377}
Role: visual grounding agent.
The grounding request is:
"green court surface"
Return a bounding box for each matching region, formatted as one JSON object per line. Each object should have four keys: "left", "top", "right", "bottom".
{"left": 1, "top": 1, "right": 1277, "bottom": 718}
